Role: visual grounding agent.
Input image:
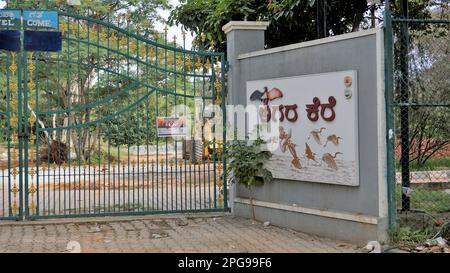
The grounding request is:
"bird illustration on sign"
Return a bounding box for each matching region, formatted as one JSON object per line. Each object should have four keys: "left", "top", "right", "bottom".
{"left": 250, "top": 87, "right": 300, "bottom": 122}
{"left": 250, "top": 87, "right": 283, "bottom": 104}
{"left": 246, "top": 71, "right": 358, "bottom": 186}
{"left": 249, "top": 87, "right": 346, "bottom": 173}
{"left": 322, "top": 152, "right": 342, "bottom": 170}
{"left": 279, "top": 126, "right": 302, "bottom": 170}
{"left": 324, "top": 134, "right": 342, "bottom": 147}
{"left": 308, "top": 128, "right": 326, "bottom": 145}
{"left": 304, "top": 142, "right": 318, "bottom": 166}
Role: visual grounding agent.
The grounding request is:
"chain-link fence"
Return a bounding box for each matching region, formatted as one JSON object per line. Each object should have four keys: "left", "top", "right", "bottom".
{"left": 387, "top": 17, "right": 449, "bottom": 229}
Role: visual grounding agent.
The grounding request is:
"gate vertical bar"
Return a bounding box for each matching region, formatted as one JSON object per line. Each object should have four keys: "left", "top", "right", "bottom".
{"left": 22, "top": 46, "right": 30, "bottom": 218}
{"left": 17, "top": 16, "right": 24, "bottom": 219}
{"left": 221, "top": 55, "right": 227, "bottom": 210}
{"left": 6, "top": 52, "right": 12, "bottom": 218}
{"left": 384, "top": 0, "right": 396, "bottom": 228}
{"left": 399, "top": 0, "right": 410, "bottom": 211}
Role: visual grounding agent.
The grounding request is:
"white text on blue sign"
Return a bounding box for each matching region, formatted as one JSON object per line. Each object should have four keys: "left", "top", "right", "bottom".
{"left": 23, "top": 11, "right": 58, "bottom": 29}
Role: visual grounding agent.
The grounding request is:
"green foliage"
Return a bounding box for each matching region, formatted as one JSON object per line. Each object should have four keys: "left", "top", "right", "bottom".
{"left": 170, "top": 0, "right": 442, "bottom": 53}
{"left": 68, "top": 146, "right": 117, "bottom": 165}
{"left": 393, "top": 11, "right": 449, "bottom": 167}
{"left": 103, "top": 107, "right": 155, "bottom": 147}
{"left": 396, "top": 185, "right": 450, "bottom": 214}
{"left": 168, "top": 0, "right": 215, "bottom": 35}
{"left": 225, "top": 138, "right": 273, "bottom": 188}
{"left": 408, "top": 157, "right": 450, "bottom": 172}
{"left": 0, "top": 0, "right": 186, "bottom": 163}
{"left": 441, "top": 221, "right": 450, "bottom": 241}
{"left": 5, "top": 0, "right": 170, "bottom": 39}
{"left": 389, "top": 226, "right": 431, "bottom": 246}
{"left": 389, "top": 0, "right": 433, "bottom": 22}
{"left": 170, "top": 0, "right": 371, "bottom": 52}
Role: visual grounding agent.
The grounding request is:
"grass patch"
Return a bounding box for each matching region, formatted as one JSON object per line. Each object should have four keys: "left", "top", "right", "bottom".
{"left": 389, "top": 226, "right": 431, "bottom": 247}
{"left": 99, "top": 142, "right": 133, "bottom": 158}
{"left": 67, "top": 142, "right": 132, "bottom": 165}
{"left": 396, "top": 186, "right": 450, "bottom": 213}
{"left": 397, "top": 157, "right": 450, "bottom": 171}
{"left": 68, "top": 149, "right": 118, "bottom": 165}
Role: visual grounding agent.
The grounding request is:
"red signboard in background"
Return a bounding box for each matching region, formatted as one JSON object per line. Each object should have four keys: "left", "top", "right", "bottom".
{"left": 156, "top": 117, "right": 187, "bottom": 137}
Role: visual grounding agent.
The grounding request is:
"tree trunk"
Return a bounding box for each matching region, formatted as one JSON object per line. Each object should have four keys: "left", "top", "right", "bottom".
{"left": 27, "top": 103, "right": 51, "bottom": 143}
{"left": 66, "top": 65, "right": 96, "bottom": 163}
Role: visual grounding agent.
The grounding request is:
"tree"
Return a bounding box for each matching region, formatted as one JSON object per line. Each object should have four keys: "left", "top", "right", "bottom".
{"left": 6, "top": 0, "right": 169, "bottom": 39}
{"left": 0, "top": 0, "right": 171, "bottom": 163}
{"left": 169, "top": 0, "right": 370, "bottom": 52}
{"left": 394, "top": 3, "right": 450, "bottom": 167}
{"left": 169, "top": 0, "right": 449, "bottom": 53}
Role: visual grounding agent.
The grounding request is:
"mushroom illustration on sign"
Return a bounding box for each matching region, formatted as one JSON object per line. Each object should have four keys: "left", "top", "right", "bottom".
{"left": 324, "top": 134, "right": 342, "bottom": 147}
{"left": 279, "top": 126, "right": 302, "bottom": 170}
{"left": 322, "top": 152, "right": 342, "bottom": 170}
{"left": 308, "top": 128, "right": 326, "bottom": 145}
{"left": 304, "top": 143, "right": 318, "bottom": 165}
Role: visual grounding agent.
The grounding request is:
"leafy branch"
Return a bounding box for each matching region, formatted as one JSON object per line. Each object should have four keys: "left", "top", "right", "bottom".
{"left": 225, "top": 138, "right": 273, "bottom": 188}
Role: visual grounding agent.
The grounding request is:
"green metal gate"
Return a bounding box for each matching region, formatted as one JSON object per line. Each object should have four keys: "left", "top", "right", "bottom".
{"left": 384, "top": 3, "right": 450, "bottom": 228}
{"left": 0, "top": 10, "right": 227, "bottom": 220}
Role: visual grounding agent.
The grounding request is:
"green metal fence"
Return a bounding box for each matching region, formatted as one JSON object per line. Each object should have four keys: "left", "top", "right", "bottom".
{"left": 0, "top": 7, "right": 227, "bottom": 219}
{"left": 385, "top": 8, "right": 450, "bottom": 229}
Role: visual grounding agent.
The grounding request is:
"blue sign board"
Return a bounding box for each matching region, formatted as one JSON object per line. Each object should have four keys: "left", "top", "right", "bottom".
{"left": 0, "top": 10, "right": 21, "bottom": 28}
{"left": 0, "top": 30, "right": 21, "bottom": 51}
{"left": 0, "top": 10, "right": 62, "bottom": 52}
{"left": 23, "top": 10, "right": 58, "bottom": 29}
{"left": 24, "top": 30, "right": 62, "bottom": 52}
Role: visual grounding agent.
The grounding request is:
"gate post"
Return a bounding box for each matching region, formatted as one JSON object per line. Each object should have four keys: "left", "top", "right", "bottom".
{"left": 383, "top": 0, "right": 397, "bottom": 229}
{"left": 222, "top": 21, "right": 269, "bottom": 213}
{"left": 223, "top": 22, "right": 269, "bottom": 107}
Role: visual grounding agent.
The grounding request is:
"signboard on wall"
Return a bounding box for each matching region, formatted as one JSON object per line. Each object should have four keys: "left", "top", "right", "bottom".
{"left": 157, "top": 117, "right": 187, "bottom": 138}
{"left": 246, "top": 71, "right": 359, "bottom": 186}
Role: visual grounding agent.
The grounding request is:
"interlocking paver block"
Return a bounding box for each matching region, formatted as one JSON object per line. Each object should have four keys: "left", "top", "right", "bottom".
{"left": 0, "top": 215, "right": 359, "bottom": 253}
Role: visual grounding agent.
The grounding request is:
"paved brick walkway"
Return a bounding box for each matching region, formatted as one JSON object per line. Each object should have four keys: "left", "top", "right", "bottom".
{"left": 0, "top": 215, "right": 359, "bottom": 253}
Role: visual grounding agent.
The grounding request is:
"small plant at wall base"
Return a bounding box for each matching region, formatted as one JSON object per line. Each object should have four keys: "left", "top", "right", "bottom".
{"left": 225, "top": 137, "right": 273, "bottom": 221}
{"left": 225, "top": 138, "right": 273, "bottom": 188}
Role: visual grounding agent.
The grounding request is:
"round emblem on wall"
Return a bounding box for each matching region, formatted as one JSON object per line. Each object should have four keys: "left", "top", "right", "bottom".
{"left": 344, "top": 88, "right": 352, "bottom": 100}
{"left": 344, "top": 76, "right": 353, "bottom": 88}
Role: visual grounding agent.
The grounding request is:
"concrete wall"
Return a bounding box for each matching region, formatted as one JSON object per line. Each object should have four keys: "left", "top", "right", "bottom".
{"left": 224, "top": 22, "right": 388, "bottom": 246}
